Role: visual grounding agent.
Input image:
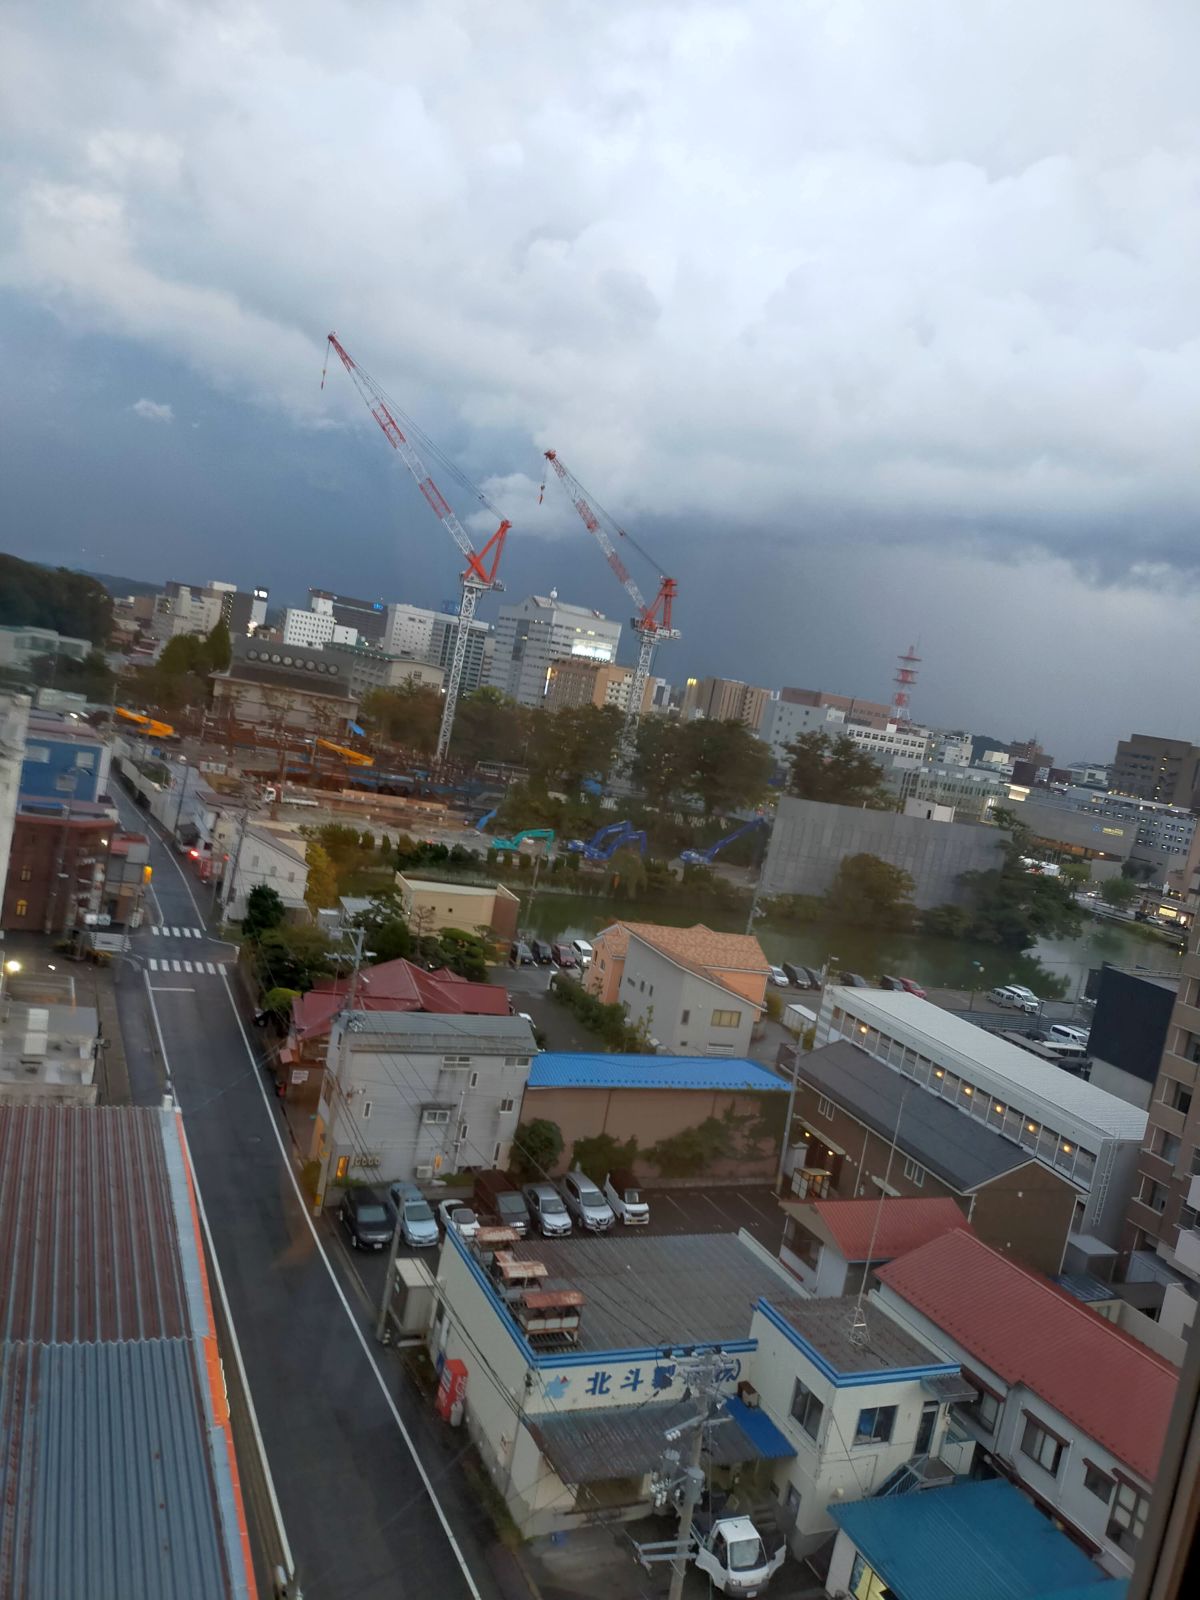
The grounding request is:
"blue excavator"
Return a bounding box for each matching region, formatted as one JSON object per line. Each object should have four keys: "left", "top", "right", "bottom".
{"left": 679, "top": 815, "right": 769, "bottom": 866}
{"left": 564, "top": 820, "right": 648, "bottom": 862}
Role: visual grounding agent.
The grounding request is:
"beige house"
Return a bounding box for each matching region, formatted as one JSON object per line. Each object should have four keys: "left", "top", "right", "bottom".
{"left": 586, "top": 920, "right": 769, "bottom": 1056}
{"left": 394, "top": 873, "right": 519, "bottom": 941}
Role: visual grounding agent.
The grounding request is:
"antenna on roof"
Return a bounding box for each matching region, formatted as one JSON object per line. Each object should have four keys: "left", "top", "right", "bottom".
{"left": 849, "top": 1078, "right": 913, "bottom": 1347}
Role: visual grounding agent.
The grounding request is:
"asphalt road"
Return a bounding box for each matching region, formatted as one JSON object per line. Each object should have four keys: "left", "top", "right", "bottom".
{"left": 108, "top": 781, "right": 509, "bottom": 1600}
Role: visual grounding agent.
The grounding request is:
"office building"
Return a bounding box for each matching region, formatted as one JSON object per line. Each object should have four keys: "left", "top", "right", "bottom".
{"left": 211, "top": 639, "right": 358, "bottom": 736}
{"left": 0, "top": 625, "right": 90, "bottom": 674}
{"left": 883, "top": 760, "right": 1010, "bottom": 823}
{"left": 928, "top": 731, "right": 974, "bottom": 766}
{"left": 19, "top": 711, "right": 111, "bottom": 805}
{"left": 843, "top": 720, "right": 931, "bottom": 764}
{"left": 2, "top": 799, "right": 117, "bottom": 935}
{"left": 308, "top": 587, "right": 387, "bottom": 644}
{"left": 543, "top": 657, "right": 655, "bottom": 714}
{"left": 281, "top": 607, "right": 359, "bottom": 649}
{"left": 1066, "top": 760, "right": 1111, "bottom": 788}
{"left": 681, "top": 676, "right": 770, "bottom": 730}
{"left": 428, "top": 611, "right": 491, "bottom": 693}
{"left": 323, "top": 641, "right": 444, "bottom": 700}
{"left": 1112, "top": 733, "right": 1200, "bottom": 809}
{"left": 151, "top": 579, "right": 266, "bottom": 642}
{"left": 1086, "top": 966, "right": 1177, "bottom": 1110}
{"left": 487, "top": 593, "right": 621, "bottom": 707}
{"left": 1010, "top": 787, "right": 1196, "bottom": 878}
{"left": 759, "top": 698, "right": 847, "bottom": 765}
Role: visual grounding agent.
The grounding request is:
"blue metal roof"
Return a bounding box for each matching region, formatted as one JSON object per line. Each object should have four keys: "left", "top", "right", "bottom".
{"left": 829, "top": 1480, "right": 1110, "bottom": 1600}
{"left": 723, "top": 1396, "right": 796, "bottom": 1459}
{"left": 527, "top": 1053, "right": 788, "bottom": 1091}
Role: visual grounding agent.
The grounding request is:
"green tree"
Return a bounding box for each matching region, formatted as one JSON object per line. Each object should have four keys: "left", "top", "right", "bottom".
{"left": 0, "top": 553, "right": 114, "bottom": 644}
{"left": 785, "top": 731, "right": 893, "bottom": 808}
{"left": 919, "top": 904, "right": 971, "bottom": 939}
{"left": 256, "top": 925, "right": 335, "bottom": 991}
{"left": 243, "top": 883, "right": 285, "bottom": 937}
{"left": 527, "top": 704, "right": 624, "bottom": 791}
{"left": 1060, "top": 861, "right": 1091, "bottom": 888}
{"left": 261, "top": 985, "right": 301, "bottom": 1020}
{"left": 1100, "top": 875, "right": 1138, "bottom": 908}
{"left": 435, "top": 927, "right": 490, "bottom": 981}
{"left": 630, "top": 716, "right": 691, "bottom": 811}
{"left": 304, "top": 841, "right": 339, "bottom": 912}
{"left": 352, "top": 893, "right": 414, "bottom": 962}
{"left": 509, "top": 1119, "right": 563, "bottom": 1183}
{"left": 451, "top": 686, "right": 531, "bottom": 767}
{"left": 204, "top": 618, "right": 232, "bottom": 672}
{"left": 679, "top": 719, "right": 773, "bottom": 816}
{"left": 571, "top": 1132, "right": 638, "bottom": 1179}
{"left": 824, "top": 853, "right": 916, "bottom": 929}
{"left": 361, "top": 682, "right": 443, "bottom": 753}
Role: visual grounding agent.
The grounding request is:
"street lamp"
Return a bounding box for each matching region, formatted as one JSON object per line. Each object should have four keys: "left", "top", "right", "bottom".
{"left": 0, "top": 958, "right": 21, "bottom": 1013}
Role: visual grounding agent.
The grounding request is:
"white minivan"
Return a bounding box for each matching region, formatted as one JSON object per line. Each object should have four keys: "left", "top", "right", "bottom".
{"left": 571, "top": 938, "right": 594, "bottom": 968}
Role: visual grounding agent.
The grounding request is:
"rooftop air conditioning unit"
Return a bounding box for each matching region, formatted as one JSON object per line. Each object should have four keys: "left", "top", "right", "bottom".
{"left": 415, "top": 1164, "right": 434, "bottom": 1181}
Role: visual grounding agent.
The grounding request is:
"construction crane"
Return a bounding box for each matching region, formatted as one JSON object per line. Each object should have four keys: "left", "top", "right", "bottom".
{"left": 541, "top": 450, "right": 679, "bottom": 763}
{"left": 323, "top": 333, "right": 510, "bottom": 764}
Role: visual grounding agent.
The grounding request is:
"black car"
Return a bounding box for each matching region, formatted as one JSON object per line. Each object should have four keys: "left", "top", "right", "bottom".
{"left": 530, "top": 939, "right": 554, "bottom": 965}
{"left": 838, "top": 970, "right": 871, "bottom": 987}
{"left": 879, "top": 974, "right": 904, "bottom": 991}
{"left": 782, "top": 961, "right": 817, "bottom": 990}
{"left": 339, "top": 1187, "right": 393, "bottom": 1250}
{"left": 509, "top": 940, "right": 535, "bottom": 966}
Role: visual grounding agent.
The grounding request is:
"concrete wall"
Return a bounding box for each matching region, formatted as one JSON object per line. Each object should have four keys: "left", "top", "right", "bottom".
{"left": 1089, "top": 1055, "right": 1154, "bottom": 1111}
{"left": 761, "top": 795, "right": 1008, "bottom": 909}
{"left": 520, "top": 1085, "right": 781, "bottom": 1180}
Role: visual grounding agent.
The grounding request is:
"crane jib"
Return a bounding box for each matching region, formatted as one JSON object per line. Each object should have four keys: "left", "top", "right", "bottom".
{"left": 420, "top": 479, "right": 452, "bottom": 520}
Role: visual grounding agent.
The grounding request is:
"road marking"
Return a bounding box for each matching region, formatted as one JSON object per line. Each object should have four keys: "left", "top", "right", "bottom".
{"left": 173, "top": 959, "right": 182, "bottom": 972}
{"left": 215, "top": 971, "right": 485, "bottom": 1600}
{"left": 151, "top": 925, "right": 161, "bottom": 936}
{"left": 183, "top": 927, "right": 195, "bottom": 938}
{"left": 207, "top": 962, "right": 219, "bottom": 975}
{"left": 148, "top": 958, "right": 158, "bottom": 972}
{"left": 183, "top": 960, "right": 193, "bottom": 973}
{"left": 151, "top": 986, "right": 196, "bottom": 993}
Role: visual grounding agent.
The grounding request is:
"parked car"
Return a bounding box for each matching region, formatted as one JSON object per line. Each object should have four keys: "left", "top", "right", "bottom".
{"left": 897, "top": 976, "right": 927, "bottom": 997}
{"left": 559, "top": 1170, "right": 615, "bottom": 1231}
{"left": 782, "top": 961, "right": 817, "bottom": 990}
{"left": 879, "top": 974, "right": 905, "bottom": 991}
{"left": 550, "top": 943, "right": 577, "bottom": 968}
{"left": 522, "top": 1181, "right": 573, "bottom": 1237}
{"left": 571, "top": 938, "right": 594, "bottom": 967}
{"left": 603, "top": 1170, "right": 649, "bottom": 1225}
{"left": 509, "top": 940, "right": 535, "bottom": 966}
{"left": 339, "top": 1187, "right": 393, "bottom": 1251}
{"left": 388, "top": 1182, "right": 440, "bottom": 1248}
{"left": 531, "top": 939, "right": 554, "bottom": 965}
{"left": 838, "top": 971, "right": 870, "bottom": 987}
{"left": 437, "top": 1199, "right": 480, "bottom": 1240}
{"left": 768, "top": 965, "right": 790, "bottom": 988}
{"left": 879, "top": 974, "right": 928, "bottom": 998}
{"left": 989, "top": 984, "right": 1018, "bottom": 1007}
{"left": 473, "top": 1171, "right": 530, "bottom": 1236}
{"left": 1005, "top": 985, "right": 1041, "bottom": 1013}
{"left": 1050, "top": 1023, "right": 1089, "bottom": 1045}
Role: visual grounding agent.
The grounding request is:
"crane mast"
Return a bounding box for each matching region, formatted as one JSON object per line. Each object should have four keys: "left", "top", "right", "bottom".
{"left": 542, "top": 450, "right": 679, "bottom": 762}
{"left": 324, "top": 333, "right": 510, "bottom": 763}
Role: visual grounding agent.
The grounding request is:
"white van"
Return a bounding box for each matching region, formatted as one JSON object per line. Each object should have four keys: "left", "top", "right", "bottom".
{"left": 571, "top": 938, "right": 594, "bottom": 968}
{"left": 1050, "top": 1023, "right": 1089, "bottom": 1045}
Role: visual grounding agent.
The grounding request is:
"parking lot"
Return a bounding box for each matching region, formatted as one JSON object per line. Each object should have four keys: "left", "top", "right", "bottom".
{"left": 326, "top": 1181, "right": 789, "bottom": 1323}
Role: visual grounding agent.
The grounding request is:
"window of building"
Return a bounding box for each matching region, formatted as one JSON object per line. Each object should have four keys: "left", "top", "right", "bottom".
{"left": 1191, "top": 1145, "right": 1200, "bottom": 1178}
{"left": 14, "top": 899, "right": 27, "bottom": 918}
{"left": 711, "top": 1009, "right": 741, "bottom": 1028}
{"left": 1141, "top": 1178, "right": 1169, "bottom": 1213}
{"left": 1107, "top": 1481, "right": 1150, "bottom": 1554}
{"left": 854, "top": 1406, "right": 896, "bottom": 1445}
{"left": 19, "top": 866, "right": 30, "bottom": 881}
{"left": 334, "top": 1154, "right": 349, "bottom": 1181}
{"left": 422, "top": 1107, "right": 451, "bottom": 1125}
{"left": 1020, "top": 1415, "right": 1065, "bottom": 1476}
{"left": 459, "top": 1121, "right": 468, "bottom": 1140}
{"left": 680, "top": 1009, "right": 690, "bottom": 1025}
{"left": 1162, "top": 1078, "right": 1194, "bottom": 1115}
{"left": 500, "top": 1098, "right": 515, "bottom": 1114}
{"left": 1084, "top": 1463, "right": 1115, "bottom": 1503}
{"left": 962, "top": 1387, "right": 1000, "bottom": 1434}
{"left": 1179, "top": 1205, "right": 1198, "bottom": 1234}
{"left": 443, "top": 1054, "right": 471, "bottom": 1070}
{"left": 789, "top": 1378, "right": 823, "bottom": 1441}
{"left": 469, "top": 1071, "right": 479, "bottom": 1088}
{"left": 362, "top": 1101, "right": 372, "bottom": 1120}
{"left": 817, "top": 1096, "right": 834, "bottom": 1119}
{"left": 903, "top": 1158, "right": 925, "bottom": 1187}
{"left": 1157, "top": 1129, "right": 1182, "bottom": 1163}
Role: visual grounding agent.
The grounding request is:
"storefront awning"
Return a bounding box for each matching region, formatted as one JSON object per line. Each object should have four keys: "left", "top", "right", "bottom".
{"left": 921, "top": 1372, "right": 977, "bottom": 1404}
{"left": 528, "top": 1396, "right": 795, "bottom": 1485}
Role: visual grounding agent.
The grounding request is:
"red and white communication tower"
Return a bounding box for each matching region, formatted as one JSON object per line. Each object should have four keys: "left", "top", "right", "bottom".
{"left": 891, "top": 644, "right": 921, "bottom": 725}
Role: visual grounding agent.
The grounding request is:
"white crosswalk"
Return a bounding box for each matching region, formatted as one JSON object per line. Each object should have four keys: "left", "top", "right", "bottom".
{"left": 150, "top": 925, "right": 206, "bottom": 939}
{"left": 147, "top": 958, "right": 224, "bottom": 975}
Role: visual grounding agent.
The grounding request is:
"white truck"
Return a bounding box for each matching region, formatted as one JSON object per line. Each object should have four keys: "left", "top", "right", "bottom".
{"left": 603, "top": 1170, "right": 649, "bottom": 1225}
{"left": 634, "top": 1506, "right": 786, "bottom": 1597}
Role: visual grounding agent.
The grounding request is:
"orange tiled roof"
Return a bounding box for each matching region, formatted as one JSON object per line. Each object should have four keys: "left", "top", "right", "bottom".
{"left": 596, "top": 920, "right": 769, "bottom": 998}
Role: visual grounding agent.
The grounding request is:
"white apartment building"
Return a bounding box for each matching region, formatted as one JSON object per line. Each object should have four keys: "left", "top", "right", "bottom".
{"left": 929, "top": 731, "right": 974, "bottom": 766}
{"left": 220, "top": 821, "right": 309, "bottom": 920}
{"left": 844, "top": 721, "right": 932, "bottom": 763}
{"left": 487, "top": 593, "right": 621, "bottom": 707}
{"left": 759, "top": 700, "right": 846, "bottom": 765}
{"left": 281, "top": 608, "right": 359, "bottom": 649}
{"left": 875, "top": 1227, "right": 1176, "bottom": 1577}
{"left": 382, "top": 603, "right": 491, "bottom": 693}
{"left": 383, "top": 602, "right": 437, "bottom": 657}
{"left": 0, "top": 691, "right": 31, "bottom": 907}
{"left": 817, "top": 987, "right": 1148, "bottom": 1246}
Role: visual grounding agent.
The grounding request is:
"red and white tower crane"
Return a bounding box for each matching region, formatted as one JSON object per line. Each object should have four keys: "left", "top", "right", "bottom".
{"left": 542, "top": 449, "right": 680, "bottom": 761}
{"left": 323, "top": 333, "right": 510, "bottom": 764}
{"left": 891, "top": 643, "right": 921, "bottom": 725}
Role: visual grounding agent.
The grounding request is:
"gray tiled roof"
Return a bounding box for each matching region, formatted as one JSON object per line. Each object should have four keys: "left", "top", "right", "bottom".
{"left": 796, "top": 1040, "right": 1040, "bottom": 1192}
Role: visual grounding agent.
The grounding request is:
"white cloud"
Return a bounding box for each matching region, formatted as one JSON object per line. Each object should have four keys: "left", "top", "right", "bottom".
{"left": 131, "top": 397, "right": 174, "bottom": 423}
{"left": 4, "top": 0, "right": 1200, "bottom": 574}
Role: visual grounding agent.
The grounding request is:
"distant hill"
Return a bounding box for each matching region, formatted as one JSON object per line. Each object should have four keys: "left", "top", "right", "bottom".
{"left": 0, "top": 551, "right": 114, "bottom": 645}
{"left": 82, "top": 569, "right": 162, "bottom": 599}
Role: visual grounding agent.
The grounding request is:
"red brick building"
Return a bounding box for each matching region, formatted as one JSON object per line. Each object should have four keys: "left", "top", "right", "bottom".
{"left": 2, "top": 800, "right": 113, "bottom": 935}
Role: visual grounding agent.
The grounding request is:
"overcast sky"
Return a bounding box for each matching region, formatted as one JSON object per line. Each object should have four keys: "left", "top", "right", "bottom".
{"left": 4, "top": 0, "right": 1200, "bottom": 759}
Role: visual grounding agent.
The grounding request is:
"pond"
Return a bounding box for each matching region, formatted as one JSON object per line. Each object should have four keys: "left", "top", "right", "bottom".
{"left": 515, "top": 892, "right": 1181, "bottom": 999}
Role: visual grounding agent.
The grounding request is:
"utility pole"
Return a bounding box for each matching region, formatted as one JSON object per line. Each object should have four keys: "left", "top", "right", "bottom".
{"left": 774, "top": 1041, "right": 800, "bottom": 1196}
{"left": 172, "top": 757, "right": 192, "bottom": 841}
{"left": 667, "top": 1422, "right": 706, "bottom": 1600}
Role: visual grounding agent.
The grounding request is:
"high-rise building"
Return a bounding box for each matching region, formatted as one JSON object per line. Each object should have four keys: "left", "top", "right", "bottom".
{"left": 487, "top": 593, "right": 621, "bottom": 707}
{"left": 151, "top": 581, "right": 267, "bottom": 641}
{"left": 681, "top": 676, "right": 770, "bottom": 730}
{"left": 281, "top": 608, "right": 359, "bottom": 649}
{"left": 308, "top": 589, "right": 387, "bottom": 644}
{"left": 1112, "top": 734, "right": 1200, "bottom": 809}
{"left": 544, "top": 658, "right": 656, "bottom": 715}
{"left": 383, "top": 603, "right": 491, "bottom": 694}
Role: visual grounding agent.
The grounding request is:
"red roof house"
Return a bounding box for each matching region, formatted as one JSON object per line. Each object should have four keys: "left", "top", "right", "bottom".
{"left": 779, "top": 1195, "right": 969, "bottom": 1296}
{"left": 289, "top": 958, "right": 510, "bottom": 1055}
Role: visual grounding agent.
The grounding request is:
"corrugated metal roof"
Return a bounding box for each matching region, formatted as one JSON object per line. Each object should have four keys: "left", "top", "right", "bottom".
{"left": 528, "top": 1396, "right": 793, "bottom": 1483}
{"left": 0, "top": 1105, "right": 254, "bottom": 1599}
{"left": 0, "top": 1340, "right": 231, "bottom": 1599}
{"left": 0, "top": 1105, "right": 191, "bottom": 1343}
{"left": 796, "top": 1042, "right": 1042, "bottom": 1192}
{"left": 825, "top": 987, "right": 1148, "bottom": 1143}
{"left": 527, "top": 1054, "right": 787, "bottom": 1091}
{"left": 877, "top": 1230, "right": 1176, "bottom": 1482}
{"left": 829, "top": 1479, "right": 1110, "bottom": 1600}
